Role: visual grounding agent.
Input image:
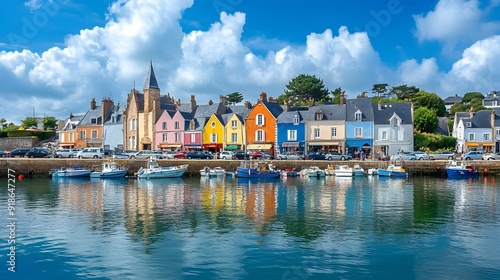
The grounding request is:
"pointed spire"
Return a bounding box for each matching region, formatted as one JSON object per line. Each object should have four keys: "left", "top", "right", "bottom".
{"left": 143, "top": 60, "right": 159, "bottom": 90}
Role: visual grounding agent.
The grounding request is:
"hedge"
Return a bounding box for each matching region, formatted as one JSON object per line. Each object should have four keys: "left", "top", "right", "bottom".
{"left": 7, "top": 130, "right": 55, "bottom": 140}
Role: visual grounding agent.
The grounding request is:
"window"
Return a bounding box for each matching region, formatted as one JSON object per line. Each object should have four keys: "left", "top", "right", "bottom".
{"left": 256, "top": 130, "right": 265, "bottom": 141}
{"left": 130, "top": 119, "right": 136, "bottom": 130}
{"left": 211, "top": 121, "right": 216, "bottom": 128}
{"left": 469, "top": 133, "right": 475, "bottom": 141}
{"left": 256, "top": 114, "right": 265, "bottom": 126}
{"left": 190, "top": 133, "right": 196, "bottom": 143}
{"left": 315, "top": 112, "right": 323, "bottom": 121}
{"left": 497, "top": 129, "right": 500, "bottom": 136}
{"left": 466, "top": 122, "right": 472, "bottom": 128}
{"left": 80, "top": 130, "right": 86, "bottom": 140}
{"left": 175, "top": 121, "right": 180, "bottom": 129}
{"left": 232, "top": 133, "right": 237, "bottom": 142}
{"left": 331, "top": 127, "right": 337, "bottom": 137}
{"left": 162, "top": 134, "right": 168, "bottom": 142}
{"left": 293, "top": 115, "right": 299, "bottom": 125}
{"left": 355, "top": 127, "right": 363, "bottom": 137}
{"left": 391, "top": 118, "right": 398, "bottom": 127}
{"left": 314, "top": 128, "right": 320, "bottom": 139}
{"left": 398, "top": 130, "right": 404, "bottom": 141}
{"left": 128, "top": 136, "right": 136, "bottom": 148}
{"left": 91, "top": 118, "right": 97, "bottom": 124}
{"left": 210, "top": 133, "right": 217, "bottom": 143}
{"left": 70, "top": 133, "right": 74, "bottom": 142}
{"left": 190, "top": 121, "right": 195, "bottom": 130}
{"left": 355, "top": 112, "right": 362, "bottom": 121}
{"left": 61, "top": 134, "right": 65, "bottom": 142}
{"left": 231, "top": 120, "right": 237, "bottom": 128}
{"left": 112, "top": 116, "right": 115, "bottom": 123}
{"left": 493, "top": 101, "right": 498, "bottom": 106}
{"left": 382, "top": 130, "right": 388, "bottom": 140}
{"left": 91, "top": 130, "right": 98, "bottom": 139}
{"left": 288, "top": 130, "right": 297, "bottom": 141}
{"left": 162, "top": 122, "right": 167, "bottom": 129}
{"left": 483, "top": 133, "right": 491, "bottom": 141}
{"left": 175, "top": 133, "right": 179, "bottom": 142}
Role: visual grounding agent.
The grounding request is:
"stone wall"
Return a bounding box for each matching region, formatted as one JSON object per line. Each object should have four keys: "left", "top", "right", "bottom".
{"left": 0, "top": 137, "right": 40, "bottom": 150}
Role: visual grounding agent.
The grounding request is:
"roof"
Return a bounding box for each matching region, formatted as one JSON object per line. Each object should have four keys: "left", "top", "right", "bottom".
{"left": 79, "top": 106, "right": 103, "bottom": 126}
{"left": 468, "top": 110, "right": 493, "bottom": 128}
{"left": 435, "top": 117, "right": 450, "bottom": 136}
{"left": 345, "top": 98, "right": 374, "bottom": 121}
{"left": 193, "top": 103, "right": 226, "bottom": 118}
{"left": 104, "top": 104, "right": 125, "bottom": 125}
{"left": 261, "top": 101, "right": 283, "bottom": 118}
{"left": 143, "top": 61, "right": 159, "bottom": 90}
{"left": 372, "top": 102, "right": 413, "bottom": 125}
{"left": 304, "top": 104, "right": 346, "bottom": 121}
{"left": 277, "top": 110, "right": 306, "bottom": 123}
{"left": 443, "top": 95, "right": 462, "bottom": 103}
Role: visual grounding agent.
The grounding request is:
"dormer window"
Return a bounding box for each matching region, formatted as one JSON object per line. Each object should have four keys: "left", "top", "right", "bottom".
{"left": 315, "top": 112, "right": 323, "bottom": 121}
{"left": 355, "top": 111, "right": 362, "bottom": 121}
{"left": 91, "top": 118, "right": 97, "bottom": 124}
{"left": 466, "top": 122, "right": 472, "bottom": 128}
{"left": 293, "top": 114, "right": 299, "bottom": 125}
{"left": 391, "top": 118, "right": 398, "bottom": 127}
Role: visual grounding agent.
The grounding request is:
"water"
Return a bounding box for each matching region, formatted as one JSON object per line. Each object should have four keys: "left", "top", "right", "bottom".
{"left": 1, "top": 176, "right": 500, "bottom": 279}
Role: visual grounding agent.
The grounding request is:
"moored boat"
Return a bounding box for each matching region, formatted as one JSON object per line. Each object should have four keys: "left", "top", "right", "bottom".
{"left": 324, "top": 165, "right": 336, "bottom": 176}
{"left": 367, "top": 168, "right": 378, "bottom": 176}
{"left": 307, "top": 166, "right": 326, "bottom": 178}
{"left": 90, "top": 162, "right": 128, "bottom": 178}
{"left": 136, "top": 157, "right": 188, "bottom": 179}
{"left": 237, "top": 161, "right": 280, "bottom": 178}
{"left": 445, "top": 160, "right": 478, "bottom": 178}
{"left": 335, "top": 165, "right": 353, "bottom": 177}
{"left": 200, "top": 166, "right": 227, "bottom": 177}
{"left": 50, "top": 166, "right": 91, "bottom": 178}
{"left": 378, "top": 164, "right": 407, "bottom": 178}
{"left": 280, "top": 168, "right": 299, "bottom": 177}
{"left": 353, "top": 164, "right": 365, "bottom": 177}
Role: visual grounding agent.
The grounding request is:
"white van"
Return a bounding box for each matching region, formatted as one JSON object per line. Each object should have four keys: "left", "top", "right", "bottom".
{"left": 218, "top": 151, "right": 234, "bottom": 159}
{"left": 76, "top": 148, "right": 103, "bottom": 159}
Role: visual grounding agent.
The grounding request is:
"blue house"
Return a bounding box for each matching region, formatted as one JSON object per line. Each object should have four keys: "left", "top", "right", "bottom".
{"left": 345, "top": 98, "right": 374, "bottom": 157}
{"left": 277, "top": 103, "right": 306, "bottom": 153}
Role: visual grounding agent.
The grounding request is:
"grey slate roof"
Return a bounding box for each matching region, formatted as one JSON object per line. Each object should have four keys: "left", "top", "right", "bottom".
{"left": 468, "top": 110, "right": 493, "bottom": 128}
{"left": 494, "top": 108, "right": 500, "bottom": 126}
{"left": 79, "top": 106, "right": 103, "bottom": 126}
{"left": 143, "top": 61, "right": 159, "bottom": 90}
{"left": 435, "top": 117, "right": 450, "bottom": 136}
{"left": 345, "top": 98, "right": 374, "bottom": 121}
{"left": 262, "top": 101, "right": 284, "bottom": 118}
{"left": 443, "top": 95, "right": 462, "bottom": 103}
{"left": 304, "top": 104, "right": 346, "bottom": 121}
{"left": 193, "top": 103, "right": 226, "bottom": 118}
{"left": 277, "top": 110, "right": 306, "bottom": 123}
{"left": 227, "top": 105, "right": 251, "bottom": 118}
{"left": 372, "top": 102, "right": 412, "bottom": 125}
{"left": 104, "top": 105, "right": 125, "bottom": 125}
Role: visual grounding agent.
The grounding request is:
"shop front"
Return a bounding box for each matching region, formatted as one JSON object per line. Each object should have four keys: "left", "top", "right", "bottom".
{"left": 202, "top": 143, "right": 223, "bottom": 153}
{"left": 306, "top": 141, "right": 344, "bottom": 154}
{"left": 279, "top": 141, "right": 305, "bottom": 153}
{"left": 158, "top": 143, "right": 183, "bottom": 151}
{"left": 346, "top": 139, "right": 373, "bottom": 159}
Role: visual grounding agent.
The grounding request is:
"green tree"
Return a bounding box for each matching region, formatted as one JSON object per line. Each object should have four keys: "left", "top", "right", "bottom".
{"left": 0, "top": 118, "right": 6, "bottom": 129}
{"left": 371, "top": 83, "right": 389, "bottom": 98}
{"left": 411, "top": 91, "right": 446, "bottom": 117}
{"left": 21, "top": 117, "right": 38, "bottom": 128}
{"left": 390, "top": 84, "right": 420, "bottom": 100}
{"left": 462, "top": 92, "right": 484, "bottom": 103}
{"left": 414, "top": 107, "right": 439, "bottom": 133}
{"left": 42, "top": 116, "right": 58, "bottom": 130}
{"left": 281, "top": 74, "right": 330, "bottom": 104}
{"left": 226, "top": 92, "right": 243, "bottom": 105}
{"left": 331, "top": 87, "right": 343, "bottom": 104}
{"left": 449, "top": 97, "right": 489, "bottom": 115}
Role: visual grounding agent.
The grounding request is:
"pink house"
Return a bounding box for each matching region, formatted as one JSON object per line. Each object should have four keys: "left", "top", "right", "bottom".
{"left": 155, "top": 110, "right": 190, "bottom": 151}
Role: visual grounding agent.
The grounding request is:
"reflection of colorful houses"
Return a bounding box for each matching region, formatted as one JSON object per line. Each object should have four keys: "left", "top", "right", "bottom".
{"left": 245, "top": 92, "right": 283, "bottom": 155}
{"left": 244, "top": 184, "right": 277, "bottom": 233}
{"left": 201, "top": 184, "right": 244, "bottom": 217}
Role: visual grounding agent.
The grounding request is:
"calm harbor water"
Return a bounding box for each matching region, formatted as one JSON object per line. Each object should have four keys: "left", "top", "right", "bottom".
{"left": 1, "top": 175, "right": 500, "bottom": 279}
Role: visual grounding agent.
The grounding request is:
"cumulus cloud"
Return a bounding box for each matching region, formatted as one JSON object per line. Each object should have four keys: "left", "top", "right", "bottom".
{"left": 396, "top": 58, "right": 442, "bottom": 92}
{"left": 413, "top": 0, "right": 500, "bottom": 52}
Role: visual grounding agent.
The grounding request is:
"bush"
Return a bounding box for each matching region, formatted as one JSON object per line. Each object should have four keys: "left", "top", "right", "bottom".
{"left": 414, "top": 133, "right": 457, "bottom": 151}
{"left": 6, "top": 130, "right": 55, "bottom": 140}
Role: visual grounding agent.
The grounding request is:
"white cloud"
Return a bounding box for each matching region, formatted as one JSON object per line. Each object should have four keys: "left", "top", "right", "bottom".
{"left": 413, "top": 0, "right": 500, "bottom": 52}
{"left": 397, "top": 58, "right": 441, "bottom": 92}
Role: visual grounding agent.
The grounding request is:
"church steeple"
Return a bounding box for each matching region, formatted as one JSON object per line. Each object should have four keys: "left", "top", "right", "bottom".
{"left": 143, "top": 60, "right": 159, "bottom": 90}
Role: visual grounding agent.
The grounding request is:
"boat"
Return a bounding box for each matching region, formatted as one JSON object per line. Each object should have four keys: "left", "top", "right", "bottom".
{"left": 135, "top": 157, "right": 188, "bottom": 179}
{"left": 335, "top": 165, "right": 353, "bottom": 177}
{"left": 367, "top": 168, "right": 378, "bottom": 176}
{"left": 280, "top": 168, "right": 299, "bottom": 177}
{"left": 307, "top": 166, "right": 326, "bottom": 177}
{"left": 236, "top": 161, "right": 281, "bottom": 178}
{"left": 200, "top": 166, "right": 227, "bottom": 177}
{"left": 377, "top": 164, "right": 407, "bottom": 177}
{"left": 352, "top": 164, "right": 365, "bottom": 177}
{"left": 324, "top": 165, "right": 336, "bottom": 176}
{"left": 50, "top": 166, "right": 91, "bottom": 178}
{"left": 90, "top": 161, "right": 129, "bottom": 178}
{"left": 445, "top": 160, "right": 479, "bottom": 178}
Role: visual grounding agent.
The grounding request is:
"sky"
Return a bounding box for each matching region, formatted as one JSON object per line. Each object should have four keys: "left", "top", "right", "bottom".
{"left": 1, "top": 0, "right": 500, "bottom": 124}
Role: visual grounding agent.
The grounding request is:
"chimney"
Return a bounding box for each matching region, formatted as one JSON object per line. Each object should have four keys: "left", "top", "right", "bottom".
{"left": 308, "top": 98, "right": 314, "bottom": 108}
{"left": 469, "top": 107, "right": 474, "bottom": 118}
{"left": 176, "top": 98, "right": 181, "bottom": 106}
{"left": 101, "top": 97, "right": 114, "bottom": 120}
{"left": 209, "top": 99, "right": 213, "bottom": 105}
{"left": 190, "top": 95, "right": 197, "bottom": 110}
{"left": 378, "top": 100, "right": 382, "bottom": 110}
{"left": 69, "top": 112, "right": 74, "bottom": 119}
{"left": 244, "top": 101, "right": 252, "bottom": 109}
{"left": 220, "top": 95, "right": 228, "bottom": 105}
{"left": 259, "top": 92, "right": 267, "bottom": 102}
{"left": 90, "top": 98, "right": 96, "bottom": 110}
{"left": 340, "top": 91, "right": 346, "bottom": 105}
{"left": 284, "top": 100, "right": 290, "bottom": 112}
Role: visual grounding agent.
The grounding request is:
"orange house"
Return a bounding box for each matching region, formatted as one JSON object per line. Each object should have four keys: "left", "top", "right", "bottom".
{"left": 245, "top": 93, "right": 283, "bottom": 155}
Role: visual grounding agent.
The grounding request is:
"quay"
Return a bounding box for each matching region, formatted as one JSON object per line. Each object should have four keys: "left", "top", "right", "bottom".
{"left": 1, "top": 158, "right": 500, "bottom": 178}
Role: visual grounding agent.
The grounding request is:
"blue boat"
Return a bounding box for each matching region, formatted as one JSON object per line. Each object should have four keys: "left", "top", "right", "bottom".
{"left": 377, "top": 164, "right": 407, "bottom": 178}
{"left": 50, "top": 166, "right": 91, "bottom": 178}
{"left": 237, "top": 161, "right": 280, "bottom": 178}
{"left": 90, "top": 162, "right": 129, "bottom": 178}
{"left": 445, "top": 160, "right": 478, "bottom": 178}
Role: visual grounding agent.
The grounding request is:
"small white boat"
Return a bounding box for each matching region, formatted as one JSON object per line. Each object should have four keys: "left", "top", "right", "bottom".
{"left": 136, "top": 157, "right": 188, "bottom": 179}
{"left": 352, "top": 164, "right": 365, "bottom": 177}
{"left": 367, "top": 168, "right": 378, "bottom": 176}
{"left": 324, "top": 165, "right": 336, "bottom": 176}
{"left": 50, "top": 166, "right": 91, "bottom": 178}
{"left": 306, "top": 166, "right": 326, "bottom": 178}
{"left": 200, "top": 166, "right": 227, "bottom": 177}
{"left": 90, "top": 162, "right": 128, "bottom": 178}
{"left": 335, "top": 165, "right": 353, "bottom": 177}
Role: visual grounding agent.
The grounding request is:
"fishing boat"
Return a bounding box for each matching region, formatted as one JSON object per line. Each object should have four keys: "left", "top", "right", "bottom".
{"left": 135, "top": 157, "right": 188, "bottom": 179}
{"left": 307, "top": 166, "right": 326, "bottom": 178}
{"left": 237, "top": 161, "right": 280, "bottom": 178}
{"left": 377, "top": 164, "right": 407, "bottom": 177}
{"left": 50, "top": 166, "right": 91, "bottom": 178}
{"left": 352, "top": 164, "right": 365, "bottom": 177}
{"left": 280, "top": 168, "right": 299, "bottom": 177}
{"left": 200, "top": 166, "right": 227, "bottom": 177}
{"left": 367, "top": 168, "right": 378, "bottom": 176}
{"left": 445, "top": 159, "right": 478, "bottom": 178}
{"left": 335, "top": 165, "right": 353, "bottom": 177}
{"left": 90, "top": 161, "right": 128, "bottom": 178}
{"left": 324, "top": 165, "right": 336, "bottom": 176}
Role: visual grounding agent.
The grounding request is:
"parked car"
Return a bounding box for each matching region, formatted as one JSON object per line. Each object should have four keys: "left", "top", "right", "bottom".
{"left": 428, "top": 151, "right": 456, "bottom": 160}
{"left": 393, "top": 152, "right": 416, "bottom": 161}
{"left": 26, "top": 148, "right": 52, "bottom": 158}
{"left": 76, "top": 148, "right": 103, "bottom": 159}
{"left": 462, "top": 151, "right": 484, "bottom": 160}
{"left": 122, "top": 149, "right": 139, "bottom": 157}
{"left": 233, "top": 151, "right": 249, "bottom": 160}
{"left": 307, "top": 152, "right": 327, "bottom": 160}
{"left": 218, "top": 151, "right": 234, "bottom": 160}
{"left": 129, "top": 150, "right": 164, "bottom": 159}
{"left": 414, "top": 151, "right": 430, "bottom": 160}
{"left": 112, "top": 153, "right": 129, "bottom": 159}
{"left": 325, "top": 153, "right": 352, "bottom": 161}
{"left": 482, "top": 152, "right": 500, "bottom": 160}
{"left": 185, "top": 151, "right": 212, "bottom": 159}
{"left": 249, "top": 151, "right": 263, "bottom": 159}
{"left": 276, "top": 152, "right": 304, "bottom": 160}
{"left": 0, "top": 149, "right": 8, "bottom": 157}
{"left": 261, "top": 152, "right": 274, "bottom": 160}
{"left": 54, "top": 149, "right": 77, "bottom": 158}
{"left": 8, "top": 148, "right": 31, "bottom": 157}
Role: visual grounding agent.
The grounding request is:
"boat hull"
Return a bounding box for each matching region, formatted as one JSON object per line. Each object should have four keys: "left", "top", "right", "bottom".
{"left": 237, "top": 167, "right": 280, "bottom": 178}
{"left": 446, "top": 168, "right": 479, "bottom": 178}
{"left": 377, "top": 169, "right": 407, "bottom": 177}
{"left": 90, "top": 169, "right": 128, "bottom": 178}
{"left": 137, "top": 165, "right": 187, "bottom": 179}
{"left": 52, "top": 170, "right": 91, "bottom": 178}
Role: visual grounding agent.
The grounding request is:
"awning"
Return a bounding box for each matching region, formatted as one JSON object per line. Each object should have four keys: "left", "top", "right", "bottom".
{"left": 203, "top": 143, "right": 222, "bottom": 148}
{"left": 308, "top": 142, "right": 339, "bottom": 146}
{"left": 159, "top": 143, "right": 182, "bottom": 148}
{"left": 482, "top": 143, "right": 493, "bottom": 146}
{"left": 466, "top": 143, "right": 479, "bottom": 147}
{"left": 225, "top": 145, "right": 239, "bottom": 150}
{"left": 282, "top": 142, "right": 299, "bottom": 147}
{"left": 247, "top": 143, "right": 272, "bottom": 150}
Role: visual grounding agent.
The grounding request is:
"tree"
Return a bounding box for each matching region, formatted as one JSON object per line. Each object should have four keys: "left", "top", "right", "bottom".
{"left": 331, "top": 87, "right": 343, "bottom": 104}
{"left": 411, "top": 91, "right": 447, "bottom": 117}
{"left": 0, "top": 118, "right": 6, "bottom": 129}
{"left": 42, "top": 116, "right": 58, "bottom": 130}
{"left": 449, "top": 97, "right": 489, "bottom": 115}
{"left": 282, "top": 74, "right": 330, "bottom": 104}
{"left": 21, "top": 117, "right": 38, "bottom": 128}
{"left": 371, "top": 83, "right": 389, "bottom": 98}
{"left": 226, "top": 92, "right": 243, "bottom": 105}
{"left": 390, "top": 84, "right": 420, "bottom": 100}
{"left": 462, "top": 92, "right": 484, "bottom": 103}
{"left": 414, "top": 107, "right": 439, "bottom": 133}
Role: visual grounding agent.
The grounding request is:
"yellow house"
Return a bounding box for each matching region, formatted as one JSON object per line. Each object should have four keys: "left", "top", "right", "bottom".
{"left": 224, "top": 113, "right": 246, "bottom": 151}
{"left": 202, "top": 114, "right": 224, "bottom": 152}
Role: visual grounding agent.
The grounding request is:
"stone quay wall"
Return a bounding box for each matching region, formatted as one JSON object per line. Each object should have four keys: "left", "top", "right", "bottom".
{"left": 0, "top": 137, "right": 40, "bottom": 150}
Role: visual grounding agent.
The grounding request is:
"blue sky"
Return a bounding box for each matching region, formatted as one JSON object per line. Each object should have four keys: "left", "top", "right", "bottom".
{"left": 1, "top": 0, "right": 500, "bottom": 123}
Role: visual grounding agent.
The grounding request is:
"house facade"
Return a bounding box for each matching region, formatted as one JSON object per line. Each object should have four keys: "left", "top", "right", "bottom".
{"left": 305, "top": 104, "right": 347, "bottom": 154}
{"left": 75, "top": 98, "right": 114, "bottom": 148}
{"left": 58, "top": 113, "right": 84, "bottom": 149}
{"left": 103, "top": 103, "right": 125, "bottom": 151}
{"left": 224, "top": 113, "right": 246, "bottom": 151}
{"left": 202, "top": 114, "right": 225, "bottom": 153}
{"left": 454, "top": 110, "right": 494, "bottom": 153}
{"left": 277, "top": 107, "right": 306, "bottom": 154}
{"left": 345, "top": 98, "right": 374, "bottom": 156}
